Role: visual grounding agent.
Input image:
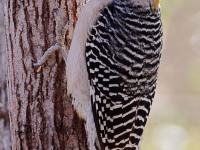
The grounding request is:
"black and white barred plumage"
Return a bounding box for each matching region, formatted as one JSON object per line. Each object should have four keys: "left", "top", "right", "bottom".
{"left": 85, "top": 1, "right": 163, "bottom": 149}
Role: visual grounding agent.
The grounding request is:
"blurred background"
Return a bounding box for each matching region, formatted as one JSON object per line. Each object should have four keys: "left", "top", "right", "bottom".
{"left": 0, "top": 0, "right": 199, "bottom": 150}
{"left": 141, "top": 0, "right": 200, "bottom": 150}
{"left": 0, "top": 0, "right": 10, "bottom": 149}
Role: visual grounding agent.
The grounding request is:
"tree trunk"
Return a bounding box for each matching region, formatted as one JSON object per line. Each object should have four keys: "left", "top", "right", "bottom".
{"left": 4, "top": 0, "right": 87, "bottom": 149}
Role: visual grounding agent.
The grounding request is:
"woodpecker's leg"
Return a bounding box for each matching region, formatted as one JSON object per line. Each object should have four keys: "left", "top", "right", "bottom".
{"left": 33, "top": 16, "right": 68, "bottom": 68}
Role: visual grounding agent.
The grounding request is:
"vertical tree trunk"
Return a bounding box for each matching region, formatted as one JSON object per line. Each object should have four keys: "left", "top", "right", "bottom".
{"left": 4, "top": 0, "right": 87, "bottom": 149}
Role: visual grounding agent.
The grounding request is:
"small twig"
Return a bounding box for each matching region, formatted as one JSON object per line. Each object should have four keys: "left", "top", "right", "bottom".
{"left": 32, "top": 43, "right": 61, "bottom": 68}
{"left": 32, "top": 16, "right": 69, "bottom": 70}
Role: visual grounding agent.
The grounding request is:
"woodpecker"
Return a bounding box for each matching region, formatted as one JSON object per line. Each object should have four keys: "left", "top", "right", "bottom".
{"left": 34, "top": 0, "right": 163, "bottom": 149}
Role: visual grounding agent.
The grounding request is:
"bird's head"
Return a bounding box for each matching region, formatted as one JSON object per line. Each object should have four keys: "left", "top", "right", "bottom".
{"left": 131, "top": 0, "right": 160, "bottom": 10}
{"left": 152, "top": 0, "right": 160, "bottom": 9}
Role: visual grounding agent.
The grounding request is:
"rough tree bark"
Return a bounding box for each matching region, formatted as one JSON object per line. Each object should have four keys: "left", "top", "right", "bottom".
{"left": 4, "top": 0, "right": 88, "bottom": 149}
